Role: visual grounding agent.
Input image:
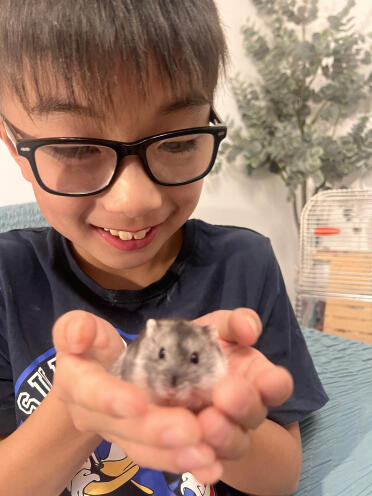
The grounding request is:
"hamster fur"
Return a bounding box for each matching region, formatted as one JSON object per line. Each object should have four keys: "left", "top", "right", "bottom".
{"left": 111, "top": 318, "right": 227, "bottom": 412}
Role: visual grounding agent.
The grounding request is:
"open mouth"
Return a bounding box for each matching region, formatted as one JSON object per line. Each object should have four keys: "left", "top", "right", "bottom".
{"left": 95, "top": 224, "right": 157, "bottom": 251}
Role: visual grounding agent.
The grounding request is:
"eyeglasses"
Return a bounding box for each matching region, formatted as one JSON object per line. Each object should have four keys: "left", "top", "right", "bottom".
{"left": 2, "top": 109, "right": 227, "bottom": 197}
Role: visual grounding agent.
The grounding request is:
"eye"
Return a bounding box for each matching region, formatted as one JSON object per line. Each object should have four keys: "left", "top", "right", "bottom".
{"left": 158, "top": 347, "right": 166, "bottom": 360}
{"left": 190, "top": 352, "right": 199, "bottom": 364}
{"left": 159, "top": 138, "right": 197, "bottom": 154}
{"left": 46, "top": 145, "right": 101, "bottom": 160}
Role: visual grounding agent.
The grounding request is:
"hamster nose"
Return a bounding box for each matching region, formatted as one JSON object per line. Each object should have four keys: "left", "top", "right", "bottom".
{"left": 170, "top": 374, "right": 179, "bottom": 387}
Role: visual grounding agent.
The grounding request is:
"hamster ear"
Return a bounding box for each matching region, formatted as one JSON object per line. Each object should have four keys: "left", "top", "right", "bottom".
{"left": 202, "top": 324, "right": 219, "bottom": 342}
{"left": 145, "top": 318, "right": 158, "bottom": 338}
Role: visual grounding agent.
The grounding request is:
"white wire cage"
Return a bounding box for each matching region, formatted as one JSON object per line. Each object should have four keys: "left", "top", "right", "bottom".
{"left": 296, "top": 189, "right": 372, "bottom": 337}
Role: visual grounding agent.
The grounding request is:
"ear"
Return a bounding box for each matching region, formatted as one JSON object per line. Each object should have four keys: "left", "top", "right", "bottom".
{"left": 0, "top": 120, "right": 33, "bottom": 182}
{"left": 145, "top": 318, "right": 158, "bottom": 338}
{"left": 0, "top": 119, "right": 18, "bottom": 159}
{"left": 202, "top": 324, "right": 219, "bottom": 342}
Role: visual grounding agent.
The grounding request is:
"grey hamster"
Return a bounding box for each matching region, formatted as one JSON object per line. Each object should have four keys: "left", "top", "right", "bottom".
{"left": 111, "top": 318, "right": 227, "bottom": 412}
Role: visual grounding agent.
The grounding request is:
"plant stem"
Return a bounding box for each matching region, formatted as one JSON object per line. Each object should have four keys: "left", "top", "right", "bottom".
{"left": 294, "top": 102, "right": 305, "bottom": 138}
{"left": 332, "top": 106, "right": 342, "bottom": 138}
{"left": 307, "top": 61, "right": 321, "bottom": 89}
{"left": 293, "top": 197, "right": 300, "bottom": 232}
{"left": 314, "top": 180, "right": 326, "bottom": 195}
{"left": 292, "top": 180, "right": 308, "bottom": 233}
{"left": 310, "top": 101, "right": 328, "bottom": 126}
{"left": 302, "top": 180, "right": 308, "bottom": 211}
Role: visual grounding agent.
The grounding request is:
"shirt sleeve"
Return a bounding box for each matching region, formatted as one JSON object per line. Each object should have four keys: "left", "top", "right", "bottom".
{"left": 255, "top": 241, "right": 329, "bottom": 425}
{"left": 0, "top": 291, "right": 16, "bottom": 434}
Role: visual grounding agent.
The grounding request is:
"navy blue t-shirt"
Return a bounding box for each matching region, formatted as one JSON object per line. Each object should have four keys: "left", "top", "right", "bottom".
{"left": 0, "top": 219, "right": 328, "bottom": 496}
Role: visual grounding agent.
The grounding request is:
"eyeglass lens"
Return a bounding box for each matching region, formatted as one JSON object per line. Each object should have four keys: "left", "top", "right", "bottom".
{"left": 34, "top": 132, "right": 215, "bottom": 194}
{"left": 35, "top": 144, "right": 117, "bottom": 194}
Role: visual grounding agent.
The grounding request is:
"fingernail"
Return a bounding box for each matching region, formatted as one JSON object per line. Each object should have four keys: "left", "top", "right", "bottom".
{"left": 176, "top": 446, "right": 215, "bottom": 471}
{"left": 67, "top": 321, "right": 83, "bottom": 350}
{"left": 246, "top": 315, "right": 259, "bottom": 338}
{"left": 162, "top": 426, "right": 190, "bottom": 448}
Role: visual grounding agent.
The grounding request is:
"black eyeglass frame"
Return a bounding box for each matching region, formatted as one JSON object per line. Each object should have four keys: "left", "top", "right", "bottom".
{"left": 2, "top": 108, "right": 227, "bottom": 197}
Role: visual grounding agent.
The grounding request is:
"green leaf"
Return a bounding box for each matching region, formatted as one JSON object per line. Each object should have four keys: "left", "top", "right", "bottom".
{"left": 361, "top": 51, "right": 372, "bottom": 65}
{"left": 220, "top": 0, "right": 372, "bottom": 200}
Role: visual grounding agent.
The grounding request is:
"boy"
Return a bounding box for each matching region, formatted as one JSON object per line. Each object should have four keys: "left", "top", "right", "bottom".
{"left": 0, "top": 1, "right": 328, "bottom": 495}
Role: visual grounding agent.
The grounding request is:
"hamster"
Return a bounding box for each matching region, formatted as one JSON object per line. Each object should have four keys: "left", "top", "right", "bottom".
{"left": 111, "top": 318, "right": 227, "bottom": 412}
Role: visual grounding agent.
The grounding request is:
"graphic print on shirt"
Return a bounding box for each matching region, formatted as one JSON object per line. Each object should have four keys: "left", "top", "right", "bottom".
{"left": 14, "top": 328, "right": 218, "bottom": 496}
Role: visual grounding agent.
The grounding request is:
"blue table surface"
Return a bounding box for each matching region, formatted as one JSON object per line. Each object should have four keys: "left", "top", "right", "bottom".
{"left": 295, "top": 328, "right": 372, "bottom": 495}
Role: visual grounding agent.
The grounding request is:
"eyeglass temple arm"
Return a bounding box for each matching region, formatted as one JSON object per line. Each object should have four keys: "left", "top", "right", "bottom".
{"left": 210, "top": 107, "right": 223, "bottom": 125}
{"left": 1, "top": 116, "right": 18, "bottom": 148}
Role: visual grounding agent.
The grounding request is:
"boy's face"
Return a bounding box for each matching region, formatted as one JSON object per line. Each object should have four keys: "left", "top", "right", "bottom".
{"left": 0, "top": 75, "right": 209, "bottom": 289}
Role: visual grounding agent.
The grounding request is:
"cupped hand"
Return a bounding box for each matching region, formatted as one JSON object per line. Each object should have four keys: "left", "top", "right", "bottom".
{"left": 195, "top": 308, "right": 294, "bottom": 462}
{"left": 52, "top": 310, "right": 221, "bottom": 482}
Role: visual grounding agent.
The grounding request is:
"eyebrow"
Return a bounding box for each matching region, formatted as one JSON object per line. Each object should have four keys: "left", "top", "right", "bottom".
{"left": 30, "top": 100, "right": 101, "bottom": 118}
{"left": 5, "top": 93, "right": 211, "bottom": 142}
{"left": 28, "top": 94, "right": 209, "bottom": 118}
{"left": 159, "top": 94, "right": 210, "bottom": 114}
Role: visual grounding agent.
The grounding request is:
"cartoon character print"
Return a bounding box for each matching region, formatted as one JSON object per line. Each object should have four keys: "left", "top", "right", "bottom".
{"left": 66, "top": 441, "right": 215, "bottom": 496}
{"left": 67, "top": 441, "right": 154, "bottom": 496}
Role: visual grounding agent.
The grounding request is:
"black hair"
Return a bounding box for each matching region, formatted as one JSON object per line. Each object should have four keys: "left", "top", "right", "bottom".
{"left": 0, "top": 0, "right": 227, "bottom": 117}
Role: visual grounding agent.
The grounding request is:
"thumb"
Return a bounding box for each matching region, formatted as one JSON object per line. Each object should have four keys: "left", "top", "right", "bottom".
{"left": 53, "top": 310, "right": 124, "bottom": 368}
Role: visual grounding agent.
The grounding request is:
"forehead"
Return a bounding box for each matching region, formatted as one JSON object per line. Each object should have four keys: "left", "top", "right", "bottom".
{"left": 2, "top": 59, "right": 210, "bottom": 124}
{"left": 157, "top": 323, "right": 200, "bottom": 345}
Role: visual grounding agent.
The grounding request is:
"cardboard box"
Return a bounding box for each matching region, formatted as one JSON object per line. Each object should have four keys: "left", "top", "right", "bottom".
{"left": 323, "top": 298, "right": 372, "bottom": 344}
{"left": 314, "top": 250, "right": 372, "bottom": 295}
{"left": 309, "top": 250, "right": 372, "bottom": 342}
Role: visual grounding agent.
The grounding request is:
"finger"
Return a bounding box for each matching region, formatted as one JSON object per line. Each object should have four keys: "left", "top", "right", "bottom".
{"left": 191, "top": 462, "right": 224, "bottom": 486}
{"left": 114, "top": 439, "right": 218, "bottom": 479}
{"left": 254, "top": 365, "right": 294, "bottom": 407}
{"left": 239, "top": 351, "right": 294, "bottom": 407}
{"left": 53, "top": 310, "right": 124, "bottom": 367}
{"left": 195, "top": 308, "right": 262, "bottom": 346}
{"left": 70, "top": 402, "right": 202, "bottom": 449}
{"left": 214, "top": 352, "right": 293, "bottom": 428}
{"left": 213, "top": 374, "right": 268, "bottom": 430}
{"left": 53, "top": 352, "right": 147, "bottom": 418}
{"left": 53, "top": 310, "right": 97, "bottom": 355}
{"left": 198, "top": 407, "right": 250, "bottom": 461}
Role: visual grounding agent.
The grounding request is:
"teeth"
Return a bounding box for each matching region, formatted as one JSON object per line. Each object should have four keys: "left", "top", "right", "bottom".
{"left": 104, "top": 227, "right": 151, "bottom": 241}
{"left": 118, "top": 231, "right": 133, "bottom": 241}
{"left": 134, "top": 229, "right": 148, "bottom": 240}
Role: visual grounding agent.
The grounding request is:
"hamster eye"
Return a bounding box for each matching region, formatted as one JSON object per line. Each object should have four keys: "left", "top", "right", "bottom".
{"left": 158, "top": 347, "right": 166, "bottom": 360}
{"left": 190, "top": 352, "right": 199, "bottom": 364}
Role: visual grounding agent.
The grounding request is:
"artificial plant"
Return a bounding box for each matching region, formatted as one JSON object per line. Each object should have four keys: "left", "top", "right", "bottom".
{"left": 221, "top": 0, "right": 372, "bottom": 229}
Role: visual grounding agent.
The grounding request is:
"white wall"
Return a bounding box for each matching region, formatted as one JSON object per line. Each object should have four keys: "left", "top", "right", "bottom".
{"left": 0, "top": 0, "right": 371, "bottom": 303}
{"left": 194, "top": 0, "right": 372, "bottom": 303}
{"left": 0, "top": 141, "right": 35, "bottom": 203}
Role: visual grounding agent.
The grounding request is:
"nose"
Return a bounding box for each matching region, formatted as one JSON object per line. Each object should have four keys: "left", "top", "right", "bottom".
{"left": 170, "top": 374, "right": 179, "bottom": 387}
{"left": 101, "top": 155, "right": 163, "bottom": 217}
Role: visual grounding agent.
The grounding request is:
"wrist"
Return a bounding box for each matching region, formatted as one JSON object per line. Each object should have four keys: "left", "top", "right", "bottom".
{"left": 219, "top": 420, "right": 302, "bottom": 495}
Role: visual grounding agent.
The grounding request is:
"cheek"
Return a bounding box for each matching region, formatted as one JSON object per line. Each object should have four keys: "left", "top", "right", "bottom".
{"left": 170, "top": 181, "right": 204, "bottom": 214}
{"left": 33, "top": 188, "right": 92, "bottom": 232}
